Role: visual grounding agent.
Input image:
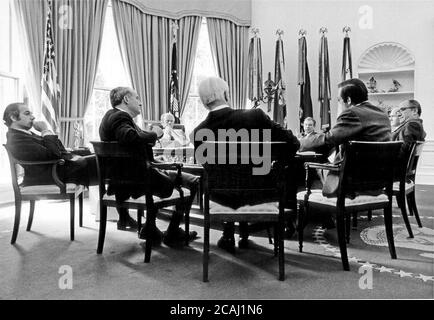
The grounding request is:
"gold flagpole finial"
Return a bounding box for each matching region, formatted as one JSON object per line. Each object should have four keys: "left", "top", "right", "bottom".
{"left": 319, "top": 27, "right": 328, "bottom": 35}
{"left": 251, "top": 28, "right": 260, "bottom": 37}
{"left": 342, "top": 26, "right": 351, "bottom": 37}
{"left": 276, "top": 29, "right": 284, "bottom": 39}
{"left": 298, "top": 29, "right": 307, "bottom": 37}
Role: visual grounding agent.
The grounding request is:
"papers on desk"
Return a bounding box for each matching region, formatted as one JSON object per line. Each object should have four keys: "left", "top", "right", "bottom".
{"left": 296, "top": 151, "right": 318, "bottom": 156}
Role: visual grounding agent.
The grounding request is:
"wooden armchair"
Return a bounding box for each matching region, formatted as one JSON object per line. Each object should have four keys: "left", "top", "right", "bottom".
{"left": 200, "top": 141, "right": 288, "bottom": 281}
{"left": 296, "top": 141, "right": 402, "bottom": 271}
{"left": 3, "top": 145, "right": 84, "bottom": 244}
{"left": 91, "top": 141, "right": 195, "bottom": 263}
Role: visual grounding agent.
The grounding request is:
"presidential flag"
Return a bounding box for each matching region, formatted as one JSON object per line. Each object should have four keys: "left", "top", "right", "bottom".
{"left": 319, "top": 32, "right": 331, "bottom": 131}
{"left": 341, "top": 32, "right": 353, "bottom": 81}
{"left": 169, "top": 40, "right": 180, "bottom": 124}
{"left": 273, "top": 35, "right": 286, "bottom": 126}
{"left": 298, "top": 35, "right": 313, "bottom": 133}
{"left": 248, "top": 33, "right": 263, "bottom": 108}
{"left": 41, "top": 0, "right": 61, "bottom": 134}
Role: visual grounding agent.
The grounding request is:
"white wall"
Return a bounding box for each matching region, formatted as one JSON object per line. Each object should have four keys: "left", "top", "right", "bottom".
{"left": 252, "top": 0, "right": 434, "bottom": 183}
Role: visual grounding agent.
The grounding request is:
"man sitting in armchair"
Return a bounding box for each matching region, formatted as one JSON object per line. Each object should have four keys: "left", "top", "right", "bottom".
{"left": 3, "top": 102, "right": 97, "bottom": 188}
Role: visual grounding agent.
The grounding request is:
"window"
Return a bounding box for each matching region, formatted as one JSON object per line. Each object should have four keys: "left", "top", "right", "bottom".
{"left": 0, "top": 0, "right": 26, "bottom": 184}
{"left": 181, "top": 18, "right": 217, "bottom": 136}
{"left": 83, "top": 3, "right": 130, "bottom": 147}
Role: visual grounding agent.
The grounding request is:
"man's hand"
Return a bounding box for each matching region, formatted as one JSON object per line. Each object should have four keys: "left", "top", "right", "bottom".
{"left": 32, "top": 121, "right": 49, "bottom": 132}
{"left": 151, "top": 125, "right": 164, "bottom": 139}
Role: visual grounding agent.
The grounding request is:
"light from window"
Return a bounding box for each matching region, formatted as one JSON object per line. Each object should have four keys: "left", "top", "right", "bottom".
{"left": 181, "top": 18, "right": 216, "bottom": 136}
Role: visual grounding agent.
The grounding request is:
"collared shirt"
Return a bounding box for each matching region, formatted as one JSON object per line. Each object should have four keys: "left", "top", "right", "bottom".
{"left": 210, "top": 104, "right": 230, "bottom": 113}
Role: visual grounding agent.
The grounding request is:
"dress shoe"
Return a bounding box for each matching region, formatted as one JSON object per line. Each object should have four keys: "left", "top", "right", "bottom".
{"left": 238, "top": 238, "right": 250, "bottom": 249}
{"left": 163, "top": 228, "right": 198, "bottom": 247}
{"left": 117, "top": 216, "right": 138, "bottom": 231}
{"left": 139, "top": 225, "right": 163, "bottom": 245}
{"left": 217, "top": 236, "right": 235, "bottom": 254}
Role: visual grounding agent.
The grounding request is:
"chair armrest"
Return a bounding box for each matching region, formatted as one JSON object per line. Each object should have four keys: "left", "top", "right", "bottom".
{"left": 15, "top": 159, "right": 66, "bottom": 166}
{"left": 304, "top": 162, "right": 340, "bottom": 172}
{"left": 151, "top": 162, "right": 183, "bottom": 171}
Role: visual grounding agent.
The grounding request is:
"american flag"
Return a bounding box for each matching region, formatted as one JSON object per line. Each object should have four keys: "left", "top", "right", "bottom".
{"left": 169, "top": 41, "right": 180, "bottom": 124}
{"left": 41, "top": 0, "right": 61, "bottom": 134}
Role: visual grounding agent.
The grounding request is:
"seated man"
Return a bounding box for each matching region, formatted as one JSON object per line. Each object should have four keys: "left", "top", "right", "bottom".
{"left": 192, "top": 77, "right": 300, "bottom": 253}
{"left": 3, "top": 102, "right": 97, "bottom": 188}
{"left": 159, "top": 112, "right": 190, "bottom": 148}
{"left": 389, "top": 106, "right": 402, "bottom": 132}
{"left": 99, "top": 87, "right": 199, "bottom": 246}
{"left": 299, "top": 117, "right": 321, "bottom": 152}
{"left": 392, "top": 99, "right": 426, "bottom": 168}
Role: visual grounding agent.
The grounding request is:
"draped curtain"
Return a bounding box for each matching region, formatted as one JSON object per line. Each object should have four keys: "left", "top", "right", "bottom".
{"left": 51, "top": 0, "right": 108, "bottom": 146}
{"left": 207, "top": 18, "right": 249, "bottom": 110}
{"left": 12, "top": 0, "right": 47, "bottom": 119}
{"left": 112, "top": 0, "right": 201, "bottom": 121}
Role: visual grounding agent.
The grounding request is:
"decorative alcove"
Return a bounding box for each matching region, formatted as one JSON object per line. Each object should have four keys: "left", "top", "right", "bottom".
{"left": 358, "top": 42, "right": 415, "bottom": 112}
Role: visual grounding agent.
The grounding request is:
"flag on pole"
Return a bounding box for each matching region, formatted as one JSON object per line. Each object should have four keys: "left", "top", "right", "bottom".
{"left": 298, "top": 33, "right": 313, "bottom": 133}
{"left": 248, "top": 29, "right": 263, "bottom": 108}
{"left": 318, "top": 29, "right": 331, "bottom": 131}
{"left": 341, "top": 27, "right": 353, "bottom": 81}
{"left": 41, "top": 0, "right": 61, "bottom": 134}
{"left": 273, "top": 31, "right": 286, "bottom": 126}
{"left": 169, "top": 22, "right": 180, "bottom": 124}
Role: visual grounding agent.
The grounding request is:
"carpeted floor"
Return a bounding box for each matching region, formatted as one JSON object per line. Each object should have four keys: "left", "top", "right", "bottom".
{"left": 0, "top": 185, "right": 433, "bottom": 300}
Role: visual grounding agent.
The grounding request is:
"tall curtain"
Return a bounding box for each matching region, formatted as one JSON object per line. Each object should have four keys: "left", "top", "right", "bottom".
{"left": 12, "top": 0, "right": 47, "bottom": 118}
{"left": 207, "top": 18, "right": 249, "bottom": 110}
{"left": 177, "top": 16, "right": 202, "bottom": 116}
{"left": 112, "top": 0, "right": 200, "bottom": 121}
{"left": 51, "top": 0, "right": 108, "bottom": 147}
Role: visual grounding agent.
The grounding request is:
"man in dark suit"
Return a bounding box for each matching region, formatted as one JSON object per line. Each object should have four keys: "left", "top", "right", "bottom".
{"left": 300, "top": 78, "right": 392, "bottom": 197}
{"left": 99, "top": 87, "right": 199, "bottom": 247}
{"left": 392, "top": 99, "right": 426, "bottom": 167}
{"left": 192, "top": 77, "right": 300, "bottom": 253}
{"left": 3, "top": 102, "right": 97, "bottom": 188}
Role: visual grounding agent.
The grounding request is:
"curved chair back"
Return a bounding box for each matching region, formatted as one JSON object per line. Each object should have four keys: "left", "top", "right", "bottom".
{"left": 406, "top": 141, "right": 424, "bottom": 183}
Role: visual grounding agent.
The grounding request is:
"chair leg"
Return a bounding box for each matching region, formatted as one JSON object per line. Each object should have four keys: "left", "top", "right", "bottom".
{"left": 96, "top": 204, "right": 107, "bottom": 254}
{"left": 406, "top": 194, "right": 414, "bottom": 216}
{"left": 203, "top": 216, "right": 210, "bottom": 282}
{"left": 397, "top": 191, "right": 414, "bottom": 238}
{"left": 351, "top": 212, "right": 357, "bottom": 229}
{"left": 408, "top": 191, "right": 422, "bottom": 228}
{"left": 297, "top": 202, "right": 307, "bottom": 253}
{"left": 273, "top": 224, "right": 278, "bottom": 257}
{"left": 336, "top": 209, "right": 349, "bottom": 271}
{"left": 144, "top": 203, "right": 156, "bottom": 263}
{"left": 79, "top": 193, "right": 83, "bottom": 227}
{"left": 346, "top": 212, "right": 351, "bottom": 243}
{"left": 384, "top": 205, "right": 397, "bottom": 259}
{"left": 11, "top": 198, "right": 22, "bottom": 244}
{"left": 367, "top": 210, "right": 372, "bottom": 221}
{"left": 184, "top": 195, "right": 194, "bottom": 246}
{"left": 267, "top": 227, "right": 273, "bottom": 244}
{"left": 278, "top": 219, "right": 285, "bottom": 281}
{"left": 70, "top": 196, "right": 75, "bottom": 241}
{"left": 26, "top": 200, "right": 35, "bottom": 231}
{"left": 137, "top": 209, "right": 143, "bottom": 238}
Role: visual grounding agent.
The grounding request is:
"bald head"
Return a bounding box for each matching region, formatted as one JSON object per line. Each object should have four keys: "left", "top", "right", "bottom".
{"left": 198, "top": 77, "right": 230, "bottom": 110}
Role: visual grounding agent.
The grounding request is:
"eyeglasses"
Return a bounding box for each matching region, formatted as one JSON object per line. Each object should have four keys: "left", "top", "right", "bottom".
{"left": 399, "top": 107, "right": 414, "bottom": 112}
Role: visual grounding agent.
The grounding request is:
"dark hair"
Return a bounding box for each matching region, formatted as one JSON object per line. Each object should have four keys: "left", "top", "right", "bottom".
{"left": 304, "top": 117, "right": 316, "bottom": 126}
{"left": 109, "top": 87, "right": 132, "bottom": 108}
{"left": 3, "top": 103, "right": 24, "bottom": 127}
{"left": 338, "top": 78, "right": 368, "bottom": 105}
{"left": 406, "top": 99, "right": 422, "bottom": 116}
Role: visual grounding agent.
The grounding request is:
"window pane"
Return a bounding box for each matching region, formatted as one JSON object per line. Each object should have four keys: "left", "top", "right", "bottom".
{"left": 181, "top": 18, "right": 216, "bottom": 136}
{"left": 0, "top": 0, "right": 11, "bottom": 72}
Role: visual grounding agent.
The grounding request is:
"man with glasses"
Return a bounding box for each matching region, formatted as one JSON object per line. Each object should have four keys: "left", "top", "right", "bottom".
{"left": 392, "top": 99, "right": 426, "bottom": 168}
{"left": 389, "top": 107, "right": 402, "bottom": 131}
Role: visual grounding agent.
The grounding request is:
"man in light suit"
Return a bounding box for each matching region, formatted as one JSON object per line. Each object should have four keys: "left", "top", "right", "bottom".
{"left": 192, "top": 77, "right": 300, "bottom": 253}
{"left": 300, "top": 78, "right": 392, "bottom": 197}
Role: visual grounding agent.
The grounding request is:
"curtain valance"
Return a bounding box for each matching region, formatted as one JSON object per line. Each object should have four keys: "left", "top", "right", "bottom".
{"left": 119, "top": 0, "right": 251, "bottom": 26}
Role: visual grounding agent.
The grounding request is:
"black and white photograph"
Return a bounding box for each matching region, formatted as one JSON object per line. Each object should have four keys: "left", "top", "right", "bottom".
{"left": 0, "top": 0, "right": 433, "bottom": 305}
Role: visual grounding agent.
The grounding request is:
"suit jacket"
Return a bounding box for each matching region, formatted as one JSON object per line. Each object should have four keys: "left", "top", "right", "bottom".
{"left": 299, "top": 131, "right": 330, "bottom": 155}
{"left": 6, "top": 128, "right": 94, "bottom": 186}
{"left": 298, "top": 101, "right": 392, "bottom": 196}
{"left": 99, "top": 108, "right": 174, "bottom": 201}
{"left": 392, "top": 118, "right": 426, "bottom": 176}
{"left": 193, "top": 106, "right": 300, "bottom": 208}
